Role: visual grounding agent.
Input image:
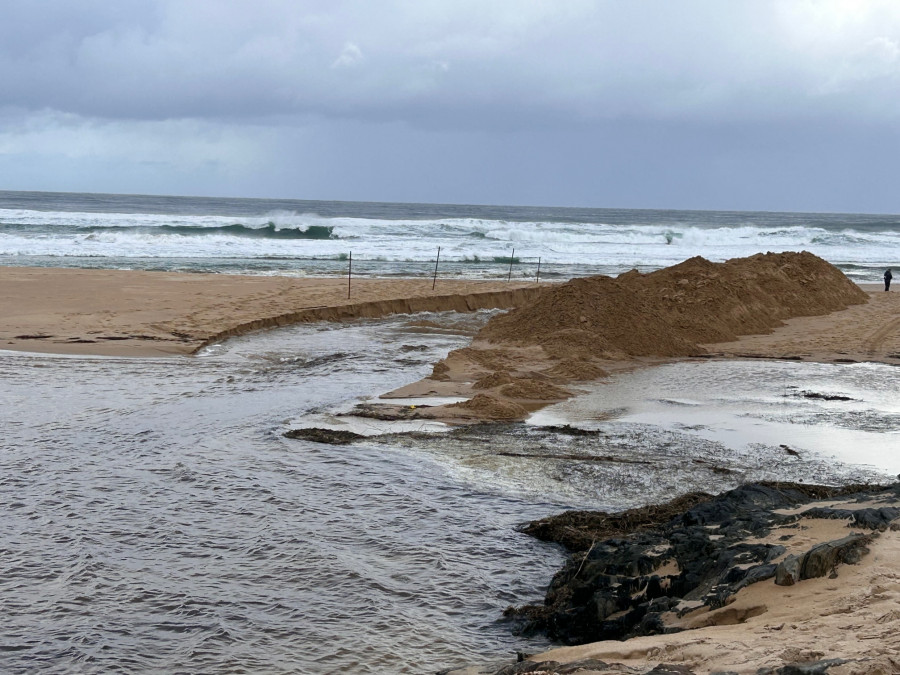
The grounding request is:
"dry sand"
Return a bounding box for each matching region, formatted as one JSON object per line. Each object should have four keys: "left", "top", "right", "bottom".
{"left": 706, "top": 283, "right": 900, "bottom": 364}
{"left": 0, "top": 267, "right": 541, "bottom": 356}
{"left": 3, "top": 262, "right": 897, "bottom": 364}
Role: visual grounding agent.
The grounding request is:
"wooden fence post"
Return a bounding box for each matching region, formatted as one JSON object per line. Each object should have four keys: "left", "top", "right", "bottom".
{"left": 432, "top": 246, "right": 440, "bottom": 290}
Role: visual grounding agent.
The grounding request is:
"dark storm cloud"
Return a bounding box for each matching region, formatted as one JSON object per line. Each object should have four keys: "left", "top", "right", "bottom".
{"left": 4, "top": 0, "right": 900, "bottom": 209}
{"left": 5, "top": 0, "right": 900, "bottom": 127}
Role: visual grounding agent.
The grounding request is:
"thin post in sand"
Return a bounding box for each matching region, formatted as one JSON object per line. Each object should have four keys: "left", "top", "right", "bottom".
{"left": 432, "top": 246, "right": 441, "bottom": 290}
{"left": 347, "top": 251, "right": 352, "bottom": 299}
{"left": 507, "top": 248, "right": 515, "bottom": 282}
{"left": 536, "top": 257, "right": 541, "bottom": 283}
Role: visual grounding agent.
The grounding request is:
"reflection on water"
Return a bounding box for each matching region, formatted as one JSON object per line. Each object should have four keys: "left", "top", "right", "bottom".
{"left": 1, "top": 316, "right": 897, "bottom": 674}
{"left": 531, "top": 359, "right": 900, "bottom": 476}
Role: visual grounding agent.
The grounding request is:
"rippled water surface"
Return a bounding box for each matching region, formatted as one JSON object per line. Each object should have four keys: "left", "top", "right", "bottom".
{"left": 0, "top": 313, "right": 570, "bottom": 674}
{"left": 2, "top": 314, "right": 898, "bottom": 674}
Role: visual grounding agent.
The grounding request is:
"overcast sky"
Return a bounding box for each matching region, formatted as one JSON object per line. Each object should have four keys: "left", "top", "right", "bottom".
{"left": 2, "top": 0, "right": 900, "bottom": 211}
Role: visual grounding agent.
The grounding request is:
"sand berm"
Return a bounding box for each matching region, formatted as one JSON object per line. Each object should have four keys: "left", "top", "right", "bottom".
{"left": 381, "top": 251, "right": 870, "bottom": 422}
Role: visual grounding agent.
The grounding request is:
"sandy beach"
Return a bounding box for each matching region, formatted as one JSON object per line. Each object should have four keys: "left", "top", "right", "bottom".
{"left": 0, "top": 267, "right": 541, "bottom": 356}
{"left": 4, "top": 260, "right": 900, "bottom": 675}
{"left": 3, "top": 265, "right": 898, "bottom": 363}
{"left": 706, "top": 282, "right": 900, "bottom": 364}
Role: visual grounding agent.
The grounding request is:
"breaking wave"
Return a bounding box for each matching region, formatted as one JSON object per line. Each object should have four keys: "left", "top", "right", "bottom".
{"left": 79, "top": 222, "right": 336, "bottom": 240}
{"left": 1, "top": 194, "right": 900, "bottom": 280}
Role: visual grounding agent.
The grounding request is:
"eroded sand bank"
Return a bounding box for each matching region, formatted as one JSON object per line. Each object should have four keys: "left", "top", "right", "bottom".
{"left": 0, "top": 267, "right": 541, "bottom": 356}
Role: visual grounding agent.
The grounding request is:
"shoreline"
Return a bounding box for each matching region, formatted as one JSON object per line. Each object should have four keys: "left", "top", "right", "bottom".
{"left": 0, "top": 267, "right": 542, "bottom": 357}
{"left": 2, "top": 266, "right": 897, "bottom": 365}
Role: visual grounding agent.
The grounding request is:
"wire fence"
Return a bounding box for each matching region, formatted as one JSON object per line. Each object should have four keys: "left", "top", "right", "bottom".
{"left": 342, "top": 247, "right": 543, "bottom": 298}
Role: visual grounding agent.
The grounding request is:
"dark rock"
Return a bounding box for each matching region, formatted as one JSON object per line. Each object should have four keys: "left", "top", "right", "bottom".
{"left": 797, "top": 391, "right": 855, "bottom": 401}
{"left": 798, "top": 506, "right": 900, "bottom": 531}
{"left": 494, "top": 660, "right": 633, "bottom": 674}
{"left": 644, "top": 666, "right": 697, "bottom": 675}
{"left": 508, "top": 482, "right": 894, "bottom": 646}
{"left": 800, "top": 534, "right": 871, "bottom": 580}
{"left": 283, "top": 427, "right": 367, "bottom": 444}
{"left": 495, "top": 661, "right": 562, "bottom": 674}
{"left": 520, "top": 492, "right": 714, "bottom": 552}
{"left": 539, "top": 425, "right": 605, "bottom": 437}
{"left": 436, "top": 663, "right": 512, "bottom": 675}
{"left": 757, "top": 658, "right": 848, "bottom": 674}
{"left": 555, "top": 660, "right": 618, "bottom": 674}
{"left": 775, "top": 554, "right": 801, "bottom": 586}
{"left": 733, "top": 562, "right": 778, "bottom": 591}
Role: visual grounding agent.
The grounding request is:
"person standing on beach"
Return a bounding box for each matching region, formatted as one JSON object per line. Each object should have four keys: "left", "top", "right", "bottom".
{"left": 885, "top": 269, "right": 893, "bottom": 291}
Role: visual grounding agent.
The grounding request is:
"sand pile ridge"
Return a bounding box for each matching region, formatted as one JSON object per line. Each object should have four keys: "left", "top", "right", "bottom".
{"left": 383, "top": 251, "right": 874, "bottom": 424}
{"left": 479, "top": 251, "right": 868, "bottom": 359}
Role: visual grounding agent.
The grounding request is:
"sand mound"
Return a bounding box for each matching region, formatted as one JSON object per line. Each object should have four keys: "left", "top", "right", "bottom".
{"left": 542, "top": 358, "right": 609, "bottom": 381}
{"left": 446, "top": 394, "right": 528, "bottom": 420}
{"left": 480, "top": 252, "right": 868, "bottom": 358}
{"left": 499, "top": 378, "right": 572, "bottom": 401}
{"left": 472, "top": 371, "right": 515, "bottom": 389}
{"left": 449, "top": 346, "right": 519, "bottom": 371}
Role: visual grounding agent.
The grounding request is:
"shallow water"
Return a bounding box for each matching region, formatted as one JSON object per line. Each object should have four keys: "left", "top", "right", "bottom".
{"left": 1, "top": 315, "right": 897, "bottom": 674}
{"left": 531, "top": 359, "right": 900, "bottom": 478}
{"left": 0, "top": 313, "right": 570, "bottom": 674}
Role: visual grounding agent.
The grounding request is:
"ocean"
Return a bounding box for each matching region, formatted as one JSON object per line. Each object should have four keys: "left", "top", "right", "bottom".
{"left": 1, "top": 190, "right": 899, "bottom": 281}
{"left": 2, "top": 190, "right": 899, "bottom": 674}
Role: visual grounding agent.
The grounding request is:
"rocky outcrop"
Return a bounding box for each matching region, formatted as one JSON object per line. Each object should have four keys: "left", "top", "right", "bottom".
{"left": 440, "top": 659, "right": 704, "bottom": 674}
{"left": 774, "top": 533, "right": 872, "bottom": 586}
{"left": 440, "top": 656, "right": 853, "bottom": 675}
{"left": 283, "top": 427, "right": 367, "bottom": 444}
{"left": 443, "top": 482, "right": 900, "bottom": 675}
{"left": 506, "top": 482, "right": 899, "bottom": 646}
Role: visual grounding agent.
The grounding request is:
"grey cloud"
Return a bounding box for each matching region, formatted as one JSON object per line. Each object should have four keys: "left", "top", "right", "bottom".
{"left": 5, "top": 0, "right": 900, "bottom": 211}
{"left": 4, "top": 1, "right": 900, "bottom": 128}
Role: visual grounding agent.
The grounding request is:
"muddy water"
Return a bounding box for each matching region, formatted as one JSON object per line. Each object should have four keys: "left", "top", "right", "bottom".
{"left": 1, "top": 313, "right": 895, "bottom": 674}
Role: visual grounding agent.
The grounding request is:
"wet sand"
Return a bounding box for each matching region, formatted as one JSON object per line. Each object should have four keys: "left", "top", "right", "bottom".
{"left": 374, "top": 281, "right": 900, "bottom": 425}
{"left": 0, "top": 267, "right": 541, "bottom": 356}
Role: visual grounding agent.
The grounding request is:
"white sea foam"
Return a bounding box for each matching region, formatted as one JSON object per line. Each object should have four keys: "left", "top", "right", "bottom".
{"left": 2, "top": 205, "right": 900, "bottom": 278}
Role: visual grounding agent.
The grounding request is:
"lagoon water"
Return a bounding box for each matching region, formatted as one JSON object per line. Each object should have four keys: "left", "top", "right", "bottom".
{"left": 1, "top": 312, "right": 895, "bottom": 674}
{"left": 2, "top": 191, "right": 899, "bottom": 673}
{"left": 0, "top": 314, "right": 570, "bottom": 674}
